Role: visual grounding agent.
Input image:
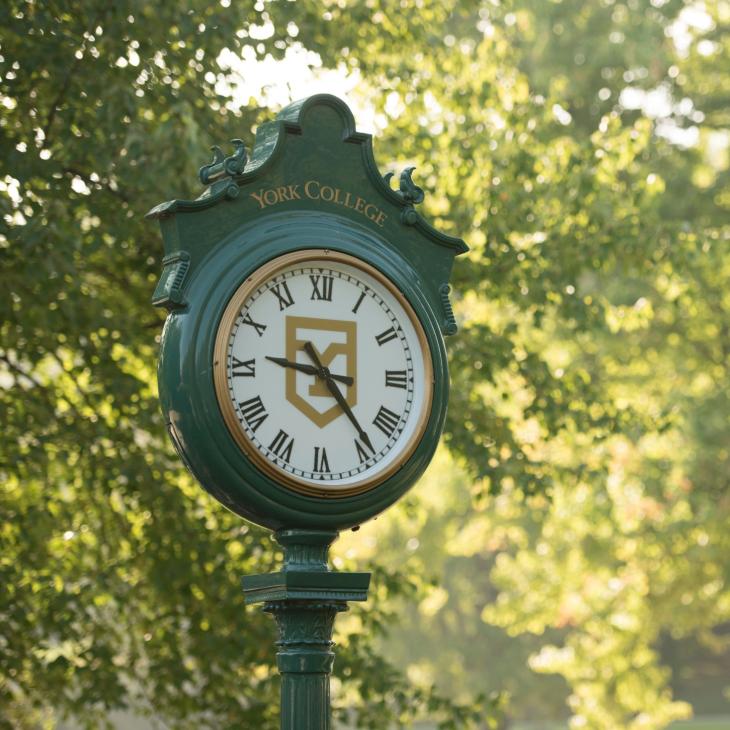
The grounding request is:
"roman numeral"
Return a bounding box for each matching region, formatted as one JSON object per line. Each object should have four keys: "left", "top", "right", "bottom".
{"left": 231, "top": 357, "right": 255, "bottom": 377}
{"left": 352, "top": 291, "right": 366, "bottom": 314}
{"left": 372, "top": 405, "right": 400, "bottom": 437}
{"left": 268, "top": 429, "right": 294, "bottom": 462}
{"left": 354, "top": 437, "right": 372, "bottom": 464}
{"left": 375, "top": 327, "right": 398, "bottom": 346}
{"left": 385, "top": 370, "right": 407, "bottom": 389}
{"left": 310, "top": 274, "right": 333, "bottom": 301}
{"left": 270, "top": 281, "right": 295, "bottom": 310}
{"left": 313, "top": 446, "right": 330, "bottom": 472}
{"left": 238, "top": 395, "right": 268, "bottom": 433}
{"left": 242, "top": 312, "right": 267, "bottom": 337}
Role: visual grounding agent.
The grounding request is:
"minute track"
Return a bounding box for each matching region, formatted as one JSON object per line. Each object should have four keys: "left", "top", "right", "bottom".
{"left": 217, "top": 252, "right": 430, "bottom": 492}
{"left": 231, "top": 265, "right": 412, "bottom": 479}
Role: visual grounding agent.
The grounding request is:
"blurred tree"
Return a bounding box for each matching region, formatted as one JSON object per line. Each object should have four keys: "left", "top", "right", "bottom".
{"left": 0, "top": 2, "right": 498, "bottom": 728}
{"left": 323, "top": 1, "right": 730, "bottom": 728}
{"left": 2, "top": 0, "right": 728, "bottom": 729}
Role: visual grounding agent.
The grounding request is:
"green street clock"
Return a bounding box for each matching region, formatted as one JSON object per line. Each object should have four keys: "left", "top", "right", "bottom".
{"left": 148, "top": 95, "right": 467, "bottom": 728}
{"left": 147, "top": 94, "right": 466, "bottom": 532}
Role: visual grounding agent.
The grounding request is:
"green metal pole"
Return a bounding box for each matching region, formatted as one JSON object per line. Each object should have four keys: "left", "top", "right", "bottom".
{"left": 266, "top": 531, "right": 341, "bottom": 730}
{"left": 266, "top": 601, "right": 340, "bottom": 729}
{"left": 243, "top": 529, "right": 370, "bottom": 730}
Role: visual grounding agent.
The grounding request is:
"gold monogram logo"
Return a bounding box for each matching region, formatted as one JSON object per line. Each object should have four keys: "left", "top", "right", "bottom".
{"left": 285, "top": 316, "right": 357, "bottom": 428}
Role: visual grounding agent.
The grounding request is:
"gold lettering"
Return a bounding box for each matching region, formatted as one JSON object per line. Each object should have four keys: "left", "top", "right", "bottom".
{"left": 304, "top": 180, "right": 320, "bottom": 199}
{"left": 364, "top": 203, "right": 378, "bottom": 221}
{"left": 250, "top": 189, "right": 267, "bottom": 209}
{"left": 252, "top": 180, "right": 386, "bottom": 228}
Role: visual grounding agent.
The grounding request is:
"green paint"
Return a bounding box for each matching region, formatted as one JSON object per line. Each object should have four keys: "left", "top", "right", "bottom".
{"left": 149, "top": 95, "right": 464, "bottom": 729}
{"left": 148, "top": 95, "right": 466, "bottom": 531}
{"left": 244, "top": 529, "right": 369, "bottom": 730}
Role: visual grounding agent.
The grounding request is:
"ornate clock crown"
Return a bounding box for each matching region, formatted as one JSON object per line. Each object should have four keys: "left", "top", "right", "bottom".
{"left": 147, "top": 94, "right": 465, "bottom": 339}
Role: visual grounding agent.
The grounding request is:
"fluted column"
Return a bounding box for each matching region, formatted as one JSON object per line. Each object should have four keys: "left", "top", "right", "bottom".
{"left": 242, "top": 528, "right": 370, "bottom": 730}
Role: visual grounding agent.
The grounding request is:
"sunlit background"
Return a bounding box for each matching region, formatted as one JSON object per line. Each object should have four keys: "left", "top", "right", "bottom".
{"left": 2, "top": 1, "right": 729, "bottom": 729}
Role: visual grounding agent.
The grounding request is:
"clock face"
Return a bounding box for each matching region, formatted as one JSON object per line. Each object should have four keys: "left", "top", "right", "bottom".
{"left": 213, "top": 249, "right": 433, "bottom": 497}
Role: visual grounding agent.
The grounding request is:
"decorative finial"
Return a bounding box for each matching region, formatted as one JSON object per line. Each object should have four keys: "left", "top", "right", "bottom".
{"left": 399, "top": 166, "right": 425, "bottom": 205}
{"left": 199, "top": 139, "right": 248, "bottom": 185}
{"left": 386, "top": 166, "right": 425, "bottom": 225}
{"left": 225, "top": 139, "right": 247, "bottom": 176}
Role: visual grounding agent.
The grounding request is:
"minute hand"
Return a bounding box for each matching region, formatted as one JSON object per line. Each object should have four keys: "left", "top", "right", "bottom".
{"left": 302, "top": 342, "right": 374, "bottom": 454}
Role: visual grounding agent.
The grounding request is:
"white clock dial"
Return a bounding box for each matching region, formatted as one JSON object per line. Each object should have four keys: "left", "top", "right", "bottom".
{"left": 213, "top": 249, "right": 433, "bottom": 497}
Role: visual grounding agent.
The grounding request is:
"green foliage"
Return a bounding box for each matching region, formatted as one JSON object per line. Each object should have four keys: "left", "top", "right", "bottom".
{"left": 329, "top": 1, "right": 730, "bottom": 727}
{"left": 2, "top": 0, "right": 729, "bottom": 728}
{"left": 0, "top": 1, "right": 497, "bottom": 727}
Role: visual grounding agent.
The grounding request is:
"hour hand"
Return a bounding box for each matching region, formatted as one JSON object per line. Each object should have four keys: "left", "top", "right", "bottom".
{"left": 265, "top": 355, "right": 354, "bottom": 386}
{"left": 266, "top": 355, "right": 317, "bottom": 376}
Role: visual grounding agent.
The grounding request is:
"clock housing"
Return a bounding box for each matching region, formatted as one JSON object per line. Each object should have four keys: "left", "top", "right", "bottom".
{"left": 148, "top": 95, "right": 466, "bottom": 531}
